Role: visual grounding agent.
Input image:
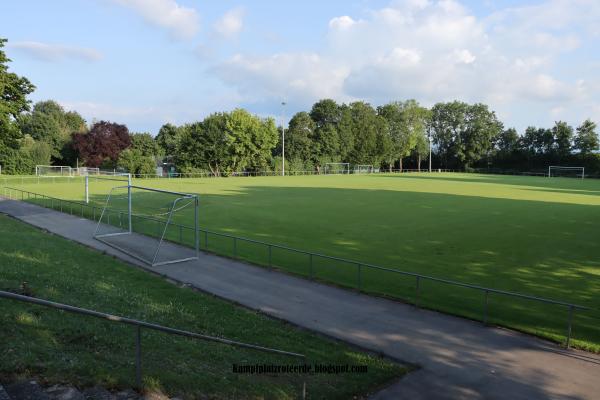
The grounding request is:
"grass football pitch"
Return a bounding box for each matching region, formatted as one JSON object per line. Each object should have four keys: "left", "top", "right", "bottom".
{"left": 5, "top": 173, "right": 600, "bottom": 351}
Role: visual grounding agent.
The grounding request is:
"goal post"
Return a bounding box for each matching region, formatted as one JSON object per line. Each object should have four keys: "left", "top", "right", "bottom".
{"left": 324, "top": 163, "right": 350, "bottom": 175}
{"left": 94, "top": 185, "right": 199, "bottom": 266}
{"left": 548, "top": 166, "right": 585, "bottom": 179}
{"left": 354, "top": 164, "right": 374, "bottom": 174}
{"left": 36, "top": 165, "right": 73, "bottom": 177}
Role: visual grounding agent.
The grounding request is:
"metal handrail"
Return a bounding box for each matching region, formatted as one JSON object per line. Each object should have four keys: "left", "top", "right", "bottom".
{"left": 1, "top": 186, "right": 594, "bottom": 349}
{"left": 0, "top": 290, "right": 305, "bottom": 391}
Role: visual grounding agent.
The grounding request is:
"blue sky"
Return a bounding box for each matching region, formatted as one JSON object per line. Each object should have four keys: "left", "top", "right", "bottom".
{"left": 2, "top": 0, "right": 599, "bottom": 134}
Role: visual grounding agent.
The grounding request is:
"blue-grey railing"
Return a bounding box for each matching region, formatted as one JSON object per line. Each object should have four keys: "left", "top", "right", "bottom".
{"left": 1, "top": 186, "right": 593, "bottom": 349}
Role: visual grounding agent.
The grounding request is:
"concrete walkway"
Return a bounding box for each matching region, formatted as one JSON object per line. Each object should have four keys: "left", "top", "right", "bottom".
{"left": 1, "top": 198, "right": 599, "bottom": 400}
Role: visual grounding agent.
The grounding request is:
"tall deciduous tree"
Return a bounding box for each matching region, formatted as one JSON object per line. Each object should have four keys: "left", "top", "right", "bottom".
{"left": 0, "top": 37, "right": 35, "bottom": 169}
{"left": 72, "top": 121, "right": 130, "bottom": 168}
{"left": 131, "top": 132, "right": 161, "bottom": 157}
{"left": 379, "top": 100, "right": 430, "bottom": 171}
{"left": 18, "top": 100, "right": 86, "bottom": 160}
{"left": 286, "top": 112, "right": 316, "bottom": 165}
{"left": 430, "top": 101, "right": 502, "bottom": 168}
{"left": 155, "top": 123, "right": 181, "bottom": 156}
{"left": 574, "top": 119, "right": 598, "bottom": 156}
{"left": 552, "top": 121, "right": 573, "bottom": 158}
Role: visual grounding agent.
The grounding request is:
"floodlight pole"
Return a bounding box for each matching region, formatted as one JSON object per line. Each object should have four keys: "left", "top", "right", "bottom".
{"left": 281, "top": 101, "right": 286, "bottom": 177}
{"left": 428, "top": 133, "right": 432, "bottom": 173}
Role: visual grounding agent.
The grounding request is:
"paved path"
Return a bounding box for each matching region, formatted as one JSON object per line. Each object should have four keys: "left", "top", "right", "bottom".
{"left": 1, "top": 198, "right": 599, "bottom": 400}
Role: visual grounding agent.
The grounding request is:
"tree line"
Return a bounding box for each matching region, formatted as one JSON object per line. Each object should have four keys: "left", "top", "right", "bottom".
{"left": 1, "top": 37, "right": 598, "bottom": 176}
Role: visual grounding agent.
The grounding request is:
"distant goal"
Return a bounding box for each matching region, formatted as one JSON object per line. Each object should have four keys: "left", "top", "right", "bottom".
{"left": 548, "top": 166, "right": 585, "bottom": 179}
{"left": 324, "top": 163, "right": 350, "bottom": 175}
{"left": 354, "top": 165, "right": 374, "bottom": 174}
{"left": 36, "top": 165, "right": 73, "bottom": 177}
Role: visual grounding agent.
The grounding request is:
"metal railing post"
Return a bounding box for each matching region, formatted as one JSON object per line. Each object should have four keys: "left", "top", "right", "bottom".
{"left": 566, "top": 305, "right": 574, "bottom": 348}
{"left": 135, "top": 326, "right": 142, "bottom": 389}
{"left": 415, "top": 276, "right": 421, "bottom": 307}
{"left": 483, "top": 290, "right": 489, "bottom": 324}
{"left": 268, "top": 245, "right": 272, "bottom": 268}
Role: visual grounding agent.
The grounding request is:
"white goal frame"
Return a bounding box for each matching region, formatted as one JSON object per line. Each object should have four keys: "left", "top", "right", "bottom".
{"left": 36, "top": 165, "right": 73, "bottom": 177}
{"left": 548, "top": 166, "right": 585, "bottom": 179}
{"left": 324, "top": 163, "right": 350, "bottom": 175}
{"left": 76, "top": 167, "right": 100, "bottom": 176}
{"left": 355, "top": 164, "right": 374, "bottom": 174}
{"left": 93, "top": 185, "right": 199, "bottom": 266}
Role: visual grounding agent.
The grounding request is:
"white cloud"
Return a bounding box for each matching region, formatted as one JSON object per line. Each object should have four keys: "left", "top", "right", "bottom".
{"left": 214, "top": 7, "right": 245, "bottom": 39}
{"left": 112, "top": 0, "right": 199, "bottom": 40}
{"left": 329, "top": 16, "right": 356, "bottom": 30}
{"left": 8, "top": 41, "right": 102, "bottom": 62}
{"left": 211, "top": 0, "right": 600, "bottom": 129}
{"left": 212, "top": 53, "right": 349, "bottom": 103}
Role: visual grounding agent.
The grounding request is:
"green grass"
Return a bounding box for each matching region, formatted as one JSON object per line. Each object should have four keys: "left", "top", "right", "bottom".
{"left": 0, "top": 215, "right": 405, "bottom": 399}
{"left": 4, "top": 173, "right": 600, "bottom": 351}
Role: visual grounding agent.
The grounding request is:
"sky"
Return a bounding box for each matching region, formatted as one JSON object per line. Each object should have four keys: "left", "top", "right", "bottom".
{"left": 1, "top": 0, "right": 599, "bottom": 135}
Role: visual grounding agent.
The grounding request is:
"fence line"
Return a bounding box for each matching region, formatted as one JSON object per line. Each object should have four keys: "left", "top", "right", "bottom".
{"left": 1, "top": 186, "right": 592, "bottom": 349}
{"left": 0, "top": 290, "right": 305, "bottom": 393}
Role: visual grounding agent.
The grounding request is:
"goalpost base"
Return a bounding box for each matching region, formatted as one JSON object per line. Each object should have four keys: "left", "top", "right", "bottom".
{"left": 95, "top": 232, "right": 198, "bottom": 267}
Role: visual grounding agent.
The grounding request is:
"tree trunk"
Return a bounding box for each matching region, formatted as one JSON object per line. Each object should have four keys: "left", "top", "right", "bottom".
{"left": 389, "top": 161, "right": 392, "bottom": 173}
{"left": 399, "top": 158, "right": 403, "bottom": 172}
{"left": 418, "top": 155, "right": 421, "bottom": 172}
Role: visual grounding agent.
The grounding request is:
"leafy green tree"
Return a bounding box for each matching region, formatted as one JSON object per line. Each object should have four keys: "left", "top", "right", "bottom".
{"left": 226, "top": 109, "right": 278, "bottom": 172}
{"left": 18, "top": 100, "right": 86, "bottom": 161}
{"left": 175, "top": 110, "right": 277, "bottom": 175}
{"left": 460, "top": 103, "right": 503, "bottom": 168}
{"left": 131, "top": 132, "right": 161, "bottom": 156}
{"left": 345, "top": 101, "right": 387, "bottom": 166}
{"left": 574, "top": 119, "right": 598, "bottom": 156}
{"left": 429, "top": 101, "right": 467, "bottom": 168}
{"left": 117, "top": 148, "right": 155, "bottom": 175}
{"left": 0, "top": 38, "right": 36, "bottom": 167}
{"left": 176, "top": 114, "right": 229, "bottom": 175}
{"left": 286, "top": 112, "right": 316, "bottom": 169}
{"left": 310, "top": 99, "right": 341, "bottom": 168}
{"left": 496, "top": 128, "right": 519, "bottom": 155}
{"left": 156, "top": 123, "right": 181, "bottom": 156}
{"left": 552, "top": 121, "right": 573, "bottom": 158}
{"left": 413, "top": 131, "right": 429, "bottom": 171}
{"left": 430, "top": 101, "right": 502, "bottom": 168}
{"left": 379, "top": 100, "right": 430, "bottom": 171}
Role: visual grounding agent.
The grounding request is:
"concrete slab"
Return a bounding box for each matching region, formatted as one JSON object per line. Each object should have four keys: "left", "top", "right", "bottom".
{"left": 1, "top": 198, "right": 599, "bottom": 400}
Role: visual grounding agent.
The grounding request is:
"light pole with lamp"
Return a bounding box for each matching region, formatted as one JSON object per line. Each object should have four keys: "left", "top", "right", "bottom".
{"left": 428, "top": 132, "right": 432, "bottom": 173}
{"left": 281, "top": 101, "right": 286, "bottom": 176}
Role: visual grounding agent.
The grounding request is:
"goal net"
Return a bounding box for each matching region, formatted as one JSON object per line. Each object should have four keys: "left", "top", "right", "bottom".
{"left": 36, "top": 165, "right": 73, "bottom": 177}
{"left": 75, "top": 167, "right": 100, "bottom": 176}
{"left": 354, "top": 165, "right": 374, "bottom": 174}
{"left": 324, "top": 163, "right": 350, "bottom": 175}
{"left": 548, "top": 166, "right": 585, "bottom": 179}
{"left": 94, "top": 185, "right": 199, "bottom": 266}
{"left": 85, "top": 173, "right": 131, "bottom": 204}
